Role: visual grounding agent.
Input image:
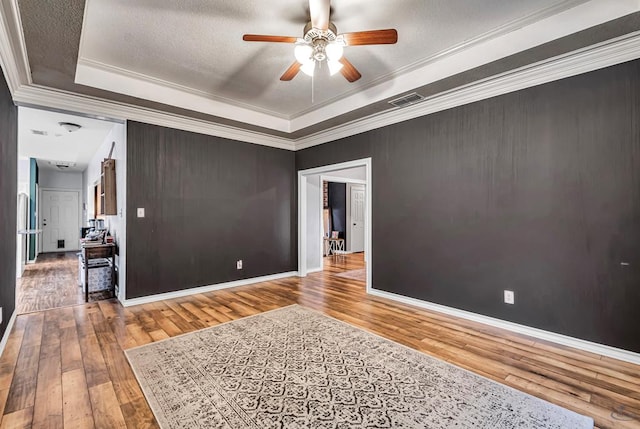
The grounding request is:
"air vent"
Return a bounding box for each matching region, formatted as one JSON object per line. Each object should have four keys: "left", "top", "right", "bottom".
{"left": 388, "top": 92, "right": 425, "bottom": 108}
{"left": 30, "top": 129, "right": 48, "bottom": 136}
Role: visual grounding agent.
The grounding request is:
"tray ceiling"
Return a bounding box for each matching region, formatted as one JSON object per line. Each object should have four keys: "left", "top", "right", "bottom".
{"left": 10, "top": 0, "right": 640, "bottom": 142}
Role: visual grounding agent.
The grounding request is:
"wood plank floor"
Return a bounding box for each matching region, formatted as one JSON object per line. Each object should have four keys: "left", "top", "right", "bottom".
{"left": 1, "top": 253, "right": 639, "bottom": 428}
{"left": 17, "top": 252, "right": 112, "bottom": 315}
{"left": 16, "top": 252, "right": 84, "bottom": 314}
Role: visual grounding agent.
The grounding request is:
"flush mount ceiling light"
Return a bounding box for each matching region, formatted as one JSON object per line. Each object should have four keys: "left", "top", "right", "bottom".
{"left": 243, "top": 0, "right": 397, "bottom": 82}
{"left": 47, "top": 160, "right": 76, "bottom": 170}
{"left": 58, "top": 122, "right": 82, "bottom": 133}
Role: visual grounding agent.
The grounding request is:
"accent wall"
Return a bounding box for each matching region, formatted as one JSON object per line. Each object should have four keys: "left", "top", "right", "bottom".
{"left": 126, "top": 121, "right": 296, "bottom": 299}
{"left": 296, "top": 59, "right": 640, "bottom": 353}
{"left": 0, "top": 69, "right": 17, "bottom": 340}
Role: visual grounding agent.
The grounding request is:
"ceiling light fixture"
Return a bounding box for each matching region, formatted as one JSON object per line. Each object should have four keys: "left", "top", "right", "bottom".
{"left": 58, "top": 122, "right": 82, "bottom": 133}
{"left": 293, "top": 22, "right": 345, "bottom": 77}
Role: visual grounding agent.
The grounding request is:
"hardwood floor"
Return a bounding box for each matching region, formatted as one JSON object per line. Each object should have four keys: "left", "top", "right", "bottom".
{"left": 16, "top": 252, "right": 84, "bottom": 314}
{"left": 16, "top": 252, "right": 111, "bottom": 315}
{"left": 1, "top": 253, "right": 639, "bottom": 428}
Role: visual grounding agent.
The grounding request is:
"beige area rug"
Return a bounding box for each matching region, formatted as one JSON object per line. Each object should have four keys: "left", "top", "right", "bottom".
{"left": 125, "top": 305, "right": 593, "bottom": 429}
{"left": 333, "top": 268, "right": 366, "bottom": 282}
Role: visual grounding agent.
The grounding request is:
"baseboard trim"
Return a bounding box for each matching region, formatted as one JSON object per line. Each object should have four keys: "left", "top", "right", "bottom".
{"left": 0, "top": 310, "right": 18, "bottom": 359}
{"left": 122, "top": 271, "right": 298, "bottom": 307}
{"left": 306, "top": 267, "right": 323, "bottom": 274}
{"left": 368, "top": 288, "right": 640, "bottom": 365}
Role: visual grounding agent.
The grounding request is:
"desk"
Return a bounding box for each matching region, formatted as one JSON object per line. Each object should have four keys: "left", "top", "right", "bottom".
{"left": 80, "top": 241, "right": 115, "bottom": 302}
{"left": 323, "top": 237, "right": 345, "bottom": 256}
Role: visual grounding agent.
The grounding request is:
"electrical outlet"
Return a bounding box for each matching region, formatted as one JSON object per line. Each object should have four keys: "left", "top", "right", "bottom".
{"left": 237, "top": 260, "right": 243, "bottom": 270}
{"left": 137, "top": 208, "right": 145, "bottom": 218}
{"left": 504, "top": 290, "right": 515, "bottom": 305}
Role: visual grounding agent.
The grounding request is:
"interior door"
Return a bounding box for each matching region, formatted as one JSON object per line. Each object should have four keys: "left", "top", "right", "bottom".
{"left": 349, "top": 185, "right": 365, "bottom": 252}
{"left": 41, "top": 190, "right": 80, "bottom": 252}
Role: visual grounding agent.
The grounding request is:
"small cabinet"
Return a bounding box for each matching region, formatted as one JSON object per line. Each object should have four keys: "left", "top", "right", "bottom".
{"left": 101, "top": 159, "right": 117, "bottom": 215}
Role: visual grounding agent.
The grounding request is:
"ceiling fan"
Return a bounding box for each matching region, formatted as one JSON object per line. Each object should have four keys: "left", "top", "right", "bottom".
{"left": 243, "top": 0, "right": 397, "bottom": 83}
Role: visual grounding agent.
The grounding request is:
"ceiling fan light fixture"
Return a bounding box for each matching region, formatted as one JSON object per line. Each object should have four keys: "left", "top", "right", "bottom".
{"left": 300, "top": 61, "right": 316, "bottom": 77}
{"left": 294, "top": 44, "right": 314, "bottom": 65}
{"left": 328, "top": 60, "right": 343, "bottom": 75}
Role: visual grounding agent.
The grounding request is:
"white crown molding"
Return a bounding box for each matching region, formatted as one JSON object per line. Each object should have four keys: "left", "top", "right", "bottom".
{"left": 294, "top": 30, "right": 640, "bottom": 150}
{"left": 0, "top": 310, "right": 18, "bottom": 359}
{"left": 121, "top": 271, "right": 298, "bottom": 307}
{"left": 369, "top": 288, "right": 640, "bottom": 366}
{"left": 12, "top": 84, "right": 297, "bottom": 150}
{"left": 0, "top": 0, "right": 30, "bottom": 94}
{"left": 75, "top": 58, "right": 292, "bottom": 133}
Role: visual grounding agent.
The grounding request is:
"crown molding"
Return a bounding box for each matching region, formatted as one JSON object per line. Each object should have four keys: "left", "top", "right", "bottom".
{"left": 12, "top": 84, "right": 297, "bottom": 150}
{"left": 0, "top": 0, "right": 30, "bottom": 95}
{"left": 293, "top": 30, "right": 640, "bottom": 150}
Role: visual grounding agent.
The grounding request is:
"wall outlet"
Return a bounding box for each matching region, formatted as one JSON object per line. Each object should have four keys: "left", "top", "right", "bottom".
{"left": 236, "top": 260, "right": 243, "bottom": 270}
{"left": 137, "top": 208, "right": 145, "bottom": 218}
{"left": 504, "top": 290, "right": 515, "bottom": 305}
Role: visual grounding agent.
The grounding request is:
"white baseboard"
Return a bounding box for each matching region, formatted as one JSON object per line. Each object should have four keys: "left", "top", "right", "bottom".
{"left": 368, "top": 288, "right": 640, "bottom": 365}
{"left": 122, "top": 271, "right": 298, "bottom": 307}
{"left": 0, "top": 310, "right": 18, "bottom": 359}
{"left": 306, "top": 267, "right": 323, "bottom": 274}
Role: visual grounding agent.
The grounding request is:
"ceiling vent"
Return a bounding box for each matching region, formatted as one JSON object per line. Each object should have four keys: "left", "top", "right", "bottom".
{"left": 388, "top": 92, "right": 425, "bottom": 108}
{"left": 30, "top": 129, "right": 48, "bottom": 136}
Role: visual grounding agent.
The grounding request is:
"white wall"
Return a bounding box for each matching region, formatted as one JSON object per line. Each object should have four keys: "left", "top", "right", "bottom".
{"left": 305, "top": 166, "right": 366, "bottom": 271}
{"left": 83, "top": 122, "right": 127, "bottom": 300}
{"left": 39, "top": 169, "right": 83, "bottom": 190}
{"left": 17, "top": 157, "right": 30, "bottom": 194}
{"left": 326, "top": 166, "right": 366, "bottom": 181}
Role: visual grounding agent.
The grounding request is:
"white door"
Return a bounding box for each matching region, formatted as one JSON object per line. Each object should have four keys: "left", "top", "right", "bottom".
{"left": 349, "top": 185, "right": 365, "bottom": 252}
{"left": 41, "top": 190, "right": 80, "bottom": 252}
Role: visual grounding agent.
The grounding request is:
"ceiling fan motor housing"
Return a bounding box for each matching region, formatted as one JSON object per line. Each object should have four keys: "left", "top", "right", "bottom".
{"left": 303, "top": 22, "right": 339, "bottom": 62}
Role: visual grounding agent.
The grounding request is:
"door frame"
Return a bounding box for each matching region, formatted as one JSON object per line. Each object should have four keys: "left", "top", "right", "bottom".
{"left": 346, "top": 182, "right": 366, "bottom": 253}
{"left": 319, "top": 176, "right": 366, "bottom": 261}
{"left": 298, "top": 158, "right": 372, "bottom": 291}
{"left": 38, "top": 188, "right": 82, "bottom": 252}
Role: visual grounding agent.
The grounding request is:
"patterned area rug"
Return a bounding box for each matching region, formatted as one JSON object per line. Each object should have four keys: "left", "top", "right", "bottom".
{"left": 333, "top": 269, "right": 366, "bottom": 282}
{"left": 126, "top": 305, "right": 593, "bottom": 429}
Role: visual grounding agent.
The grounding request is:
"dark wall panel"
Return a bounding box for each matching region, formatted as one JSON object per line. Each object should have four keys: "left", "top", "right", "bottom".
{"left": 0, "top": 71, "right": 17, "bottom": 340}
{"left": 328, "top": 182, "right": 346, "bottom": 239}
{"left": 126, "top": 122, "right": 296, "bottom": 299}
{"left": 297, "top": 60, "right": 640, "bottom": 353}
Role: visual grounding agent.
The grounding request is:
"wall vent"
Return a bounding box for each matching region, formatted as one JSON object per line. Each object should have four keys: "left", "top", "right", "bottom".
{"left": 388, "top": 92, "right": 426, "bottom": 108}
{"left": 30, "top": 129, "right": 48, "bottom": 136}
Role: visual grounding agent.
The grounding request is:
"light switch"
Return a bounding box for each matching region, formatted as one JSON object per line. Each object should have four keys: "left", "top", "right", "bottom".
{"left": 137, "top": 208, "right": 145, "bottom": 218}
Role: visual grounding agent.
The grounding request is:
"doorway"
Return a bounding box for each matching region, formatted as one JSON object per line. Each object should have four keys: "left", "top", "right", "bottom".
{"left": 40, "top": 189, "right": 80, "bottom": 252}
{"left": 298, "top": 158, "right": 372, "bottom": 290}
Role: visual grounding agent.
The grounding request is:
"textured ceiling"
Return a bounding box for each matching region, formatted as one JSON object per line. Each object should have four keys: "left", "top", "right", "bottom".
{"left": 15, "top": 0, "right": 640, "bottom": 139}
{"left": 78, "top": 0, "right": 571, "bottom": 117}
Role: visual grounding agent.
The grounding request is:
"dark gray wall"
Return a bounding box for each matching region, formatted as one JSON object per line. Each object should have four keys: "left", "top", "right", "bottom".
{"left": 328, "top": 182, "right": 346, "bottom": 239}
{"left": 296, "top": 60, "right": 640, "bottom": 353}
{"left": 0, "top": 71, "right": 17, "bottom": 340}
{"left": 126, "top": 122, "right": 296, "bottom": 299}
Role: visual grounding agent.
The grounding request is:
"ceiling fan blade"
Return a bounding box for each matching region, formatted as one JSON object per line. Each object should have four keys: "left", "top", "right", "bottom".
{"left": 309, "top": 0, "right": 330, "bottom": 30}
{"left": 339, "top": 57, "right": 361, "bottom": 83}
{"left": 342, "top": 29, "right": 398, "bottom": 46}
{"left": 243, "top": 34, "right": 298, "bottom": 43}
{"left": 280, "top": 62, "right": 302, "bottom": 81}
